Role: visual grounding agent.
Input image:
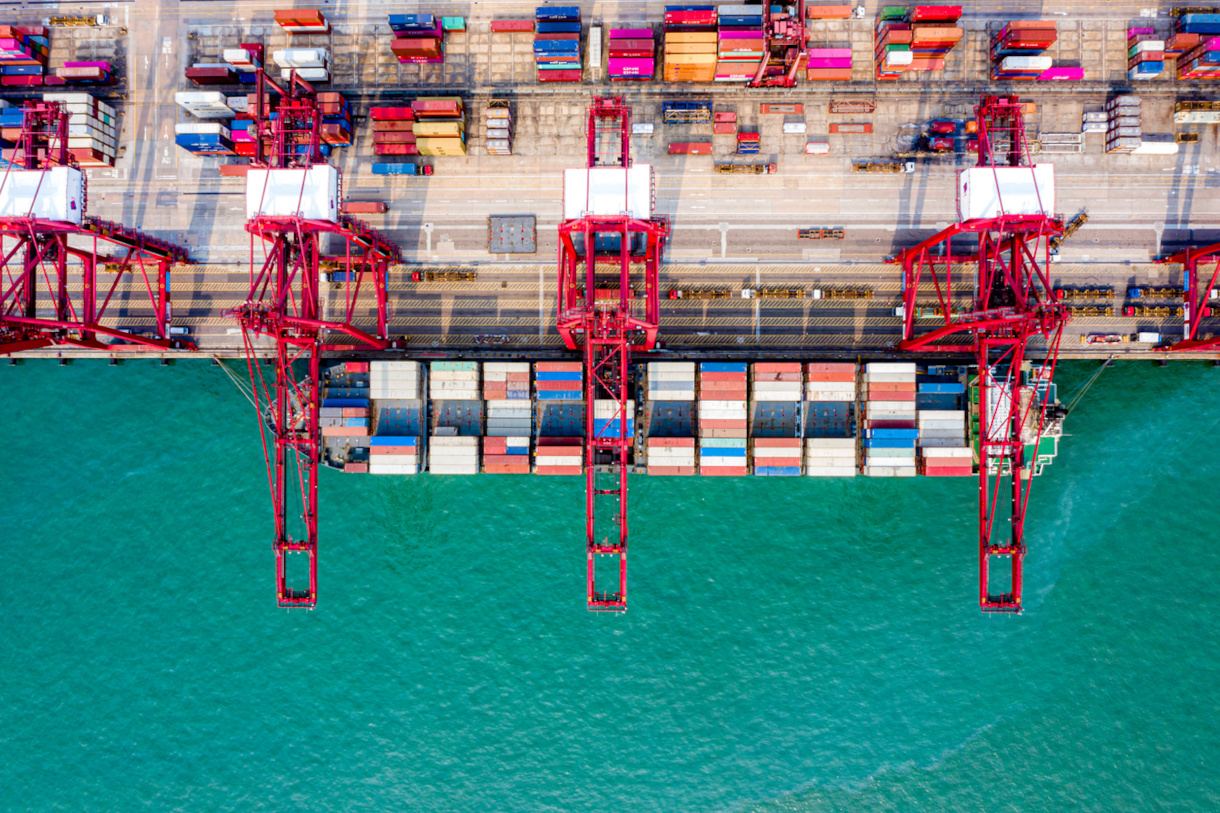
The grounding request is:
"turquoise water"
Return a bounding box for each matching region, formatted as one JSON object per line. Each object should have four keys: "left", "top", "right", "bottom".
{"left": 1, "top": 359, "right": 1217, "bottom": 811}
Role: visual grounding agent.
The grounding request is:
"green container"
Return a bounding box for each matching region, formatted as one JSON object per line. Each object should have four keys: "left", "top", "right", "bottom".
{"left": 441, "top": 16, "right": 466, "bottom": 32}
{"left": 433, "top": 361, "right": 478, "bottom": 372}
{"left": 880, "top": 6, "right": 908, "bottom": 21}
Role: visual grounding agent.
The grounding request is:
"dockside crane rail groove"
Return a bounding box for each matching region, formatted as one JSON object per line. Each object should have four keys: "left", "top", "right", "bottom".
{"left": 0, "top": 101, "right": 192, "bottom": 356}
{"left": 224, "top": 66, "right": 402, "bottom": 609}
{"left": 888, "top": 94, "right": 1070, "bottom": 614}
{"left": 557, "top": 96, "right": 669, "bottom": 612}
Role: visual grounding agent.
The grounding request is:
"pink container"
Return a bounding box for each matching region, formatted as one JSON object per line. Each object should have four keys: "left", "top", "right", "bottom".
{"left": 1038, "top": 66, "right": 1084, "bottom": 80}
{"left": 610, "top": 28, "right": 654, "bottom": 38}
{"left": 806, "top": 57, "right": 852, "bottom": 69}
{"left": 608, "top": 57, "right": 655, "bottom": 76}
{"left": 807, "top": 48, "right": 851, "bottom": 58}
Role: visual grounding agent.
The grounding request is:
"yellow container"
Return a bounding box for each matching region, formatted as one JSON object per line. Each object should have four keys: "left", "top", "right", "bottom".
{"left": 665, "top": 31, "right": 717, "bottom": 44}
{"left": 416, "top": 136, "right": 467, "bottom": 156}
{"left": 666, "top": 52, "right": 717, "bottom": 65}
{"left": 413, "top": 121, "right": 466, "bottom": 137}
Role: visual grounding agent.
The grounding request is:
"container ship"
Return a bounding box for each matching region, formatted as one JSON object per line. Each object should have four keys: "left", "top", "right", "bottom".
{"left": 318, "top": 359, "right": 1064, "bottom": 480}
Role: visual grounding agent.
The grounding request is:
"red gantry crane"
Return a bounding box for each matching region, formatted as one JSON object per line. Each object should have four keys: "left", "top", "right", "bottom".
{"left": 1156, "top": 243, "right": 1220, "bottom": 352}
{"left": 225, "top": 70, "right": 401, "bottom": 608}
{"left": 0, "top": 101, "right": 191, "bottom": 355}
{"left": 890, "top": 95, "right": 1069, "bottom": 613}
{"left": 556, "top": 97, "right": 669, "bottom": 611}
{"left": 749, "top": 0, "right": 807, "bottom": 88}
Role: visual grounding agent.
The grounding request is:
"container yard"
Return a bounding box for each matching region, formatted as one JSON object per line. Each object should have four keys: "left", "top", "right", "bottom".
{"left": 4, "top": 0, "right": 1220, "bottom": 616}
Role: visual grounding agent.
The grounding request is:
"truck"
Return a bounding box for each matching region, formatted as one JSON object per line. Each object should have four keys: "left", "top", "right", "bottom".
{"left": 816, "top": 287, "right": 873, "bottom": 300}
{"left": 1066, "top": 305, "right": 1115, "bottom": 317}
{"left": 798, "top": 228, "right": 845, "bottom": 239}
{"left": 1054, "top": 285, "right": 1113, "bottom": 301}
{"left": 741, "top": 287, "right": 805, "bottom": 299}
{"left": 852, "top": 161, "right": 915, "bottom": 173}
{"left": 715, "top": 163, "right": 777, "bottom": 175}
{"left": 914, "top": 304, "right": 965, "bottom": 318}
{"left": 1123, "top": 305, "right": 1186, "bottom": 317}
{"left": 1049, "top": 210, "right": 1089, "bottom": 252}
{"left": 1080, "top": 333, "right": 1126, "bottom": 345}
{"left": 1126, "top": 285, "right": 1183, "bottom": 299}
{"left": 411, "top": 269, "right": 477, "bottom": 282}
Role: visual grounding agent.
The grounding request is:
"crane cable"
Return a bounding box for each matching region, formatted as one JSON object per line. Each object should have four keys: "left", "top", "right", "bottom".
{"left": 212, "top": 355, "right": 259, "bottom": 413}
{"left": 1063, "top": 356, "right": 1113, "bottom": 415}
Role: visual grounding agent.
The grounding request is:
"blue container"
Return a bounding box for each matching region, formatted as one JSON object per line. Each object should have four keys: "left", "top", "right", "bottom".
{"left": 537, "top": 21, "right": 582, "bottom": 33}
{"left": 371, "top": 163, "right": 418, "bottom": 175}
{"left": 536, "top": 6, "right": 581, "bottom": 21}
{"left": 506, "top": 446, "right": 529, "bottom": 456}
{"left": 2, "top": 65, "right": 41, "bottom": 76}
{"left": 867, "top": 428, "right": 919, "bottom": 438}
{"left": 755, "top": 466, "right": 801, "bottom": 476}
{"left": 537, "top": 61, "right": 582, "bottom": 69}
{"left": 594, "top": 420, "right": 635, "bottom": 438}
{"left": 388, "top": 13, "right": 436, "bottom": 28}
{"left": 719, "top": 15, "right": 763, "bottom": 26}
{"left": 536, "top": 371, "right": 583, "bottom": 381}
{"left": 344, "top": 418, "right": 369, "bottom": 428}
{"left": 507, "top": 391, "right": 530, "bottom": 399}
{"left": 371, "top": 436, "right": 418, "bottom": 447}
{"left": 1180, "top": 13, "right": 1220, "bottom": 24}
{"left": 238, "top": 72, "right": 257, "bottom": 83}
{"left": 1179, "top": 22, "right": 1220, "bottom": 34}
{"left": 323, "top": 398, "right": 371, "bottom": 408}
{"left": 700, "top": 446, "right": 746, "bottom": 457}
{"left": 699, "top": 362, "right": 747, "bottom": 372}
{"left": 539, "top": 391, "right": 582, "bottom": 400}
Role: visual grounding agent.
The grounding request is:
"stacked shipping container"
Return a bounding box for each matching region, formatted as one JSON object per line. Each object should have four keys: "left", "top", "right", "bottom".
{"left": 918, "top": 409, "right": 972, "bottom": 475}
{"left": 369, "top": 361, "right": 423, "bottom": 475}
{"left": 413, "top": 97, "right": 466, "bottom": 156}
{"left": 861, "top": 362, "right": 917, "bottom": 476}
{"left": 751, "top": 363, "right": 802, "bottom": 476}
{"left": 535, "top": 6, "right": 582, "bottom": 82}
{"left": 429, "top": 361, "right": 479, "bottom": 400}
{"left": 803, "top": 362, "right": 857, "bottom": 476}
{"left": 484, "top": 100, "right": 513, "bottom": 155}
{"left": 370, "top": 106, "right": 417, "bottom": 156}
{"left": 593, "top": 399, "right": 635, "bottom": 442}
{"left": 47, "top": 92, "right": 117, "bottom": 166}
{"left": 990, "top": 21, "right": 1055, "bottom": 80}
{"left": 875, "top": 5, "right": 962, "bottom": 80}
{"left": 389, "top": 14, "right": 445, "bottom": 63}
{"left": 272, "top": 48, "right": 330, "bottom": 83}
{"left": 0, "top": 25, "right": 49, "bottom": 86}
{"left": 274, "top": 8, "right": 329, "bottom": 35}
{"left": 484, "top": 436, "right": 530, "bottom": 474}
{"left": 1106, "top": 94, "right": 1141, "bottom": 154}
{"left": 1126, "top": 26, "right": 1164, "bottom": 80}
{"left": 806, "top": 48, "right": 852, "bottom": 82}
{"left": 715, "top": 4, "right": 764, "bottom": 82}
{"left": 698, "top": 362, "right": 748, "bottom": 475}
{"left": 535, "top": 361, "right": 583, "bottom": 474}
{"left": 1174, "top": 19, "right": 1220, "bottom": 80}
{"left": 609, "top": 28, "right": 656, "bottom": 80}
{"left": 664, "top": 5, "right": 718, "bottom": 82}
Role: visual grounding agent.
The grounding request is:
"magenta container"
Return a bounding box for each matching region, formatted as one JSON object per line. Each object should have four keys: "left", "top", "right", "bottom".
{"left": 807, "top": 48, "right": 851, "bottom": 58}
{"left": 64, "top": 61, "right": 110, "bottom": 70}
{"left": 806, "top": 57, "right": 852, "bottom": 69}
{"left": 609, "top": 28, "right": 654, "bottom": 38}
{"left": 1038, "top": 66, "right": 1084, "bottom": 80}
{"left": 608, "top": 57, "right": 655, "bottom": 76}
{"left": 1127, "top": 26, "right": 1155, "bottom": 38}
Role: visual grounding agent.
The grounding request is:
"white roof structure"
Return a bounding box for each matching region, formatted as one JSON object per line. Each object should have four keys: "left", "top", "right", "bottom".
{"left": 958, "top": 165, "right": 1055, "bottom": 221}
{"left": 563, "top": 165, "right": 653, "bottom": 220}
{"left": 0, "top": 166, "right": 84, "bottom": 225}
{"left": 246, "top": 166, "right": 339, "bottom": 222}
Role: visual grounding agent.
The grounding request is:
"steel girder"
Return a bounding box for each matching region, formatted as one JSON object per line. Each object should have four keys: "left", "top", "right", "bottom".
{"left": 1157, "top": 242, "right": 1220, "bottom": 352}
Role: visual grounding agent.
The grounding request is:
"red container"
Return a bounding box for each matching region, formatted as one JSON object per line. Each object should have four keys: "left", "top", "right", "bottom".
{"left": 829, "top": 123, "right": 873, "bottom": 134}
{"left": 910, "top": 5, "right": 962, "bottom": 21}
{"left": 484, "top": 454, "right": 528, "bottom": 466}
{"left": 233, "top": 142, "right": 257, "bottom": 157}
{"left": 370, "top": 107, "right": 415, "bottom": 121}
{"left": 649, "top": 437, "right": 696, "bottom": 448}
{"left": 760, "top": 103, "right": 803, "bottom": 114}
{"left": 714, "top": 112, "right": 737, "bottom": 123}
{"left": 341, "top": 407, "right": 367, "bottom": 417}
{"left": 345, "top": 362, "right": 369, "bottom": 373}
{"left": 608, "top": 47, "right": 655, "bottom": 58}
{"left": 537, "top": 69, "right": 582, "bottom": 82}
{"left": 412, "top": 99, "right": 463, "bottom": 116}
{"left": 341, "top": 201, "right": 387, "bottom": 214}
{"left": 713, "top": 122, "right": 736, "bottom": 134}
{"left": 373, "top": 144, "right": 419, "bottom": 155}
{"left": 536, "top": 465, "right": 582, "bottom": 475}
{"left": 922, "top": 465, "right": 973, "bottom": 476}
{"left": 373, "top": 131, "right": 417, "bottom": 144}
{"left": 665, "top": 10, "right": 717, "bottom": 25}
{"left": 218, "top": 163, "right": 250, "bottom": 177}
{"left": 649, "top": 466, "right": 697, "bottom": 476}
{"left": 535, "top": 32, "right": 581, "bottom": 40}
{"left": 610, "top": 38, "right": 654, "bottom": 51}
{"left": 490, "top": 20, "right": 535, "bottom": 33}
{"left": 668, "top": 142, "right": 712, "bottom": 154}
{"left": 343, "top": 462, "right": 369, "bottom": 473}
{"left": 536, "top": 380, "right": 582, "bottom": 390}
{"left": 372, "top": 120, "right": 415, "bottom": 133}
{"left": 185, "top": 67, "right": 234, "bottom": 85}
{"left": 370, "top": 446, "right": 417, "bottom": 455}
{"left": 1, "top": 76, "right": 41, "bottom": 86}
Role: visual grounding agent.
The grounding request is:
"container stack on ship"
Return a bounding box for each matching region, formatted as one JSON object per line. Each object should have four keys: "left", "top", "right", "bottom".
{"left": 698, "top": 362, "right": 749, "bottom": 475}
{"left": 803, "top": 362, "right": 858, "bottom": 476}
{"left": 369, "top": 361, "right": 424, "bottom": 475}
{"left": 534, "top": 361, "right": 584, "bottom": 475}
{"left": 862, "top": 362, "right": 918, "bottom": 477}
{"left": 750, "top": 363, "right": 803, "bottom": 477}
{"left": 644, "top": 361, "right": 697, "bottom": 476}
{"left": 916, "top": 370, "right": 974, "bottom": 476}
{"left": 321, "top": 362, "right": 372, "bottom": 473}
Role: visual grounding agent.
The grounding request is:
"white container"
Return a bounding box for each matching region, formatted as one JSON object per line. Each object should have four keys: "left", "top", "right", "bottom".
{"left": 806, "top": 438, "right": 854, "bottom": 448}
{"left": 805, "top": 141, "right": 830, "bottom": 155}
{"left": 806, "top": 466, "right": 856, "bottom": 477}
{"left": 1134, "top": 40, "right": 1165, "bottom": 53}
{"left": 1137, "top": 331, "right": 1162, "bottom": 342}
{"left": 631, "top": 122, "right": 654, "bottom": 135}
{"left": 865, "top": 363, "right": 916, "bottom": 374}
{"left": 280, "top": 67, "right": 329, "bottom": 82}
{"left": 1131, "top": 138, "right": 1179, "bottom": 155}
{"left": 273, "top": 48, "right": 330, "bottom": 68}
{"left": 1000, "top": 56, "right": 1052, "bottom": 71}
{"left": 782, "top": 122, "right": 807, "bottom": 134}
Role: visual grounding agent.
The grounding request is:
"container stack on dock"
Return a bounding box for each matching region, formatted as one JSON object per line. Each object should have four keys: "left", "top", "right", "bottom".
{"left": 484, "top": 100, "right": 513, "bottom": 155}
{"left": 875, "top": 5, "right": 963, "bottom": 81}
{"left": 40, "top": 92, "right": 116, "bottom": 166}
{"left": 715, "top": 4, "right": 765, "bottom": 82}
{"left": 429, "top": 361, "right": 479, "bottom": 401}
{"left": 749, "top": 363, "right": 802, "bottom": 476}
{"left": 803, "top": 362, "right": 857, "bottom": 476}
{"left": 428, "top": 435, "right": 480, "bottom": 475}
{"left": 389, "top": 14, "right": 445, "bottom": 64}
{"left": 0, "top": 25, "right": 48, "bottom": 87}
{"left": 371, "top": 106, "right": 416, "bottom": 156}
{"left": 1126, "top": 26, "right": 1164, "bottom": 80}
{"left": 535, "top": 6, "right": 582, "bottom": 83}
{"left": 272, "top": 48, "right": 330, "bottom": 82}
{"left": 664, "top": 5, "right": 718, "bottom": 82}
{"left": 806, "top": 47, "right": 852, "bottom": 81}
{"left": 990, "top": 21, "right": 1055, "bottom": 80}
{"left": 413, "top": 97, "right": 466, "bottom": 156}
{"left": 608, "top": 28, "right": 656, "bottom": 80}
{"left": 1173, "top": 16, "right": 1220, "bottom": 80}
{"left": 274, "top": 8, "right": 329, "bottom": 34}
{"left": 1105, "top": 94, "right": 1141, "bottom": 155}
{"left": 861, "top": 362, "right": 917, "bottom": 476}
{"left": 55, "top": 61, "right": 111, "bottom": 85}
{"left": 698, "top": 362, "right": 748, "bottom": 475}
{"left": 369, "top": 361, "right": 423, "bottom": 475}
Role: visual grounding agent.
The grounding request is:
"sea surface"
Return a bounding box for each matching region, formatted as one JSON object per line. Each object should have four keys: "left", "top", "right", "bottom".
{"left": 1, "top": 359, "right": 1217, "bottom": 812}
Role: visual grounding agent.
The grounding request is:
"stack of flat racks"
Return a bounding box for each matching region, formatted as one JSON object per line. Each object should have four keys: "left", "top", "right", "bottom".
{"left": 485, "top": 100, "right": 512, "bottom": 156}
